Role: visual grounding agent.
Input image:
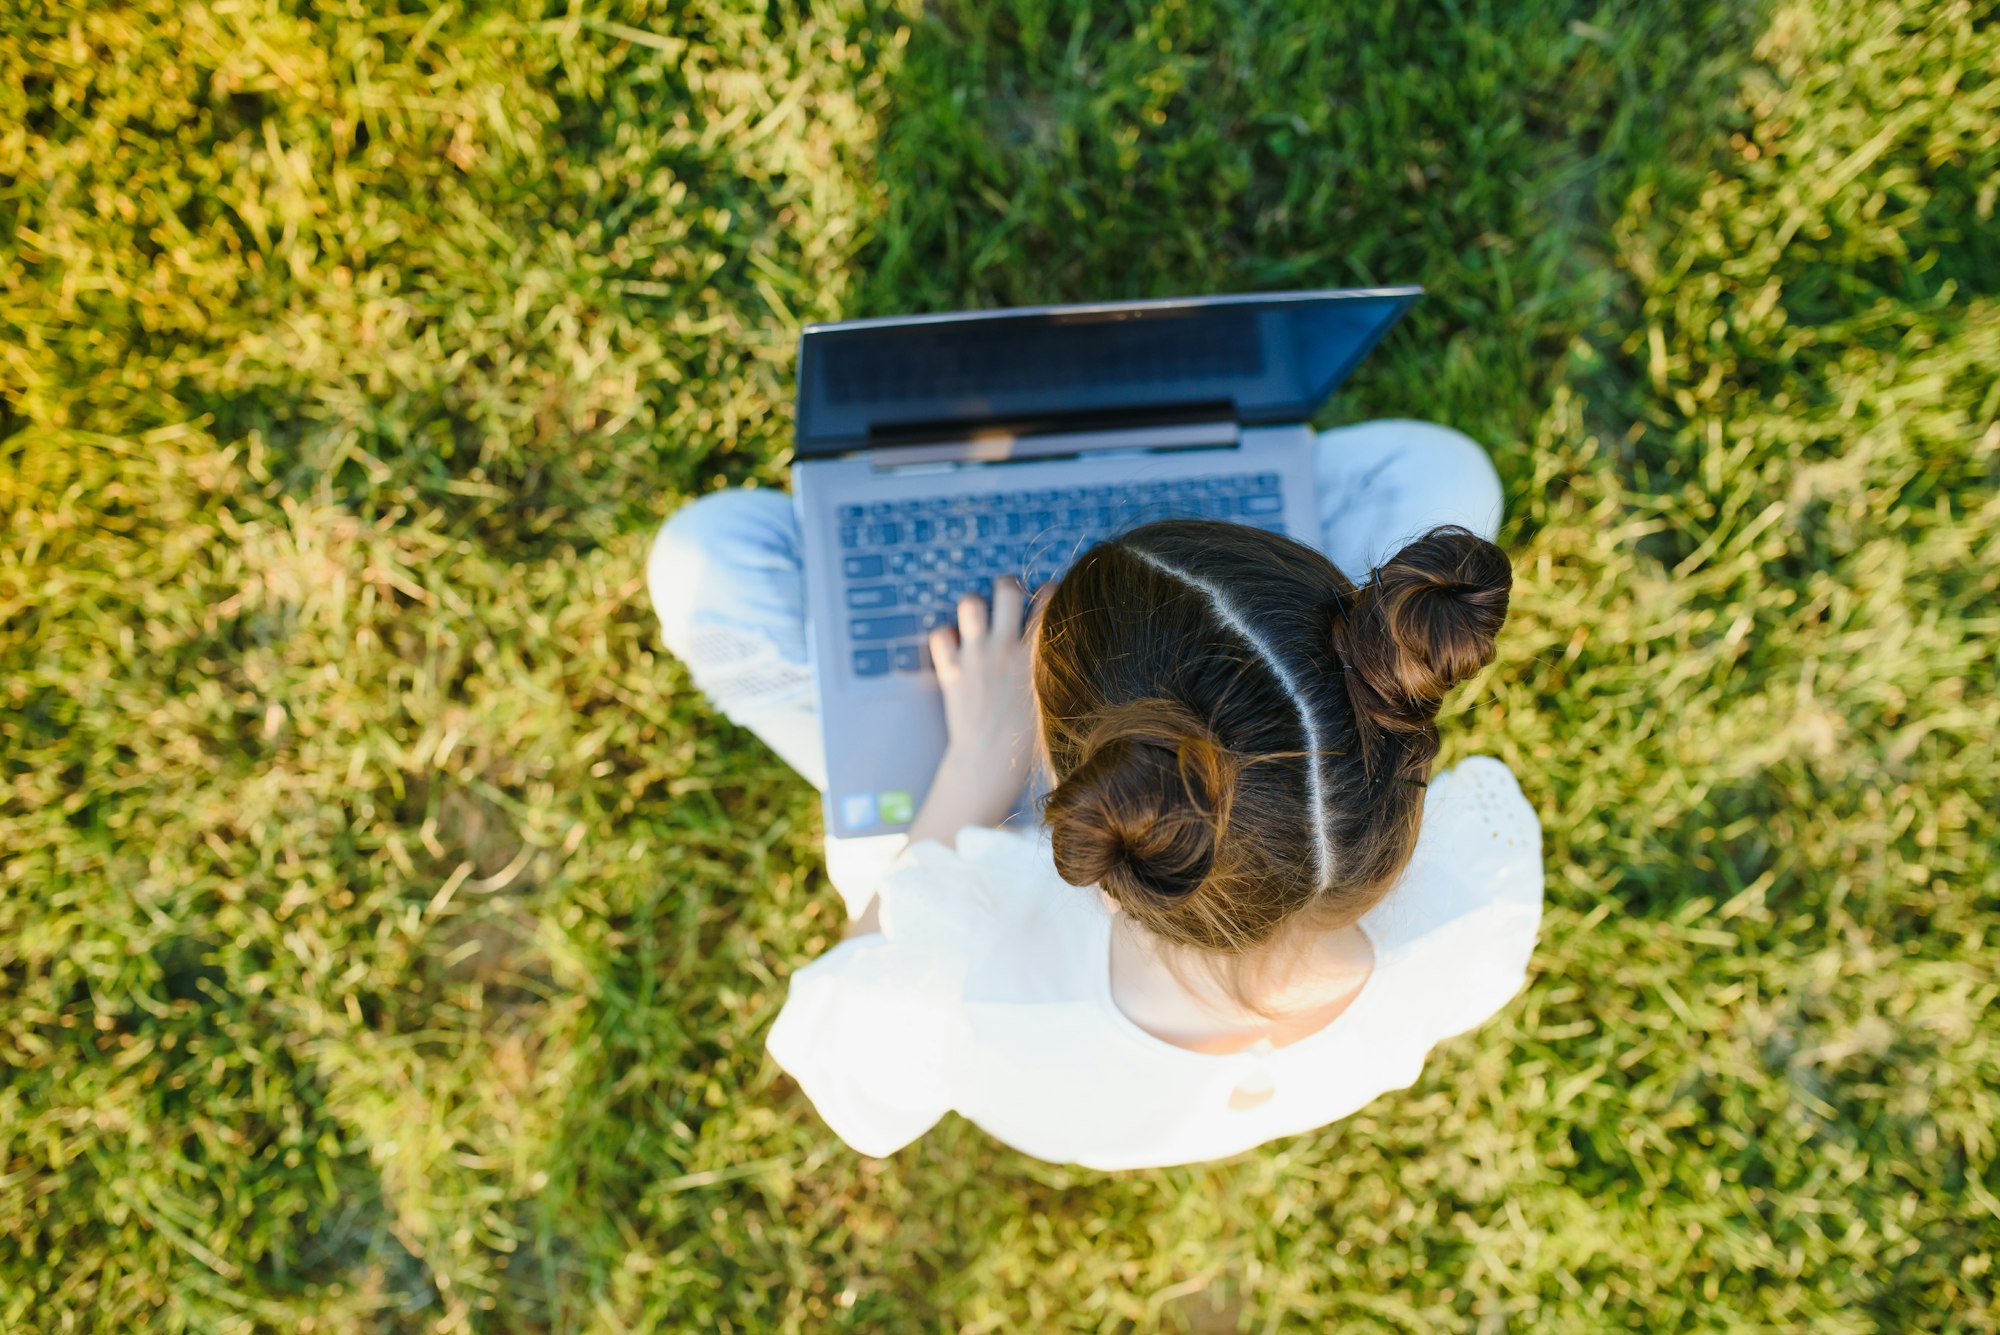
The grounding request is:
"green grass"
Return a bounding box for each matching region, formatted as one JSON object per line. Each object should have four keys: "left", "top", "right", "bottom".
{"left": 2, "top": 0, "right": 1994, "bottom": 1329}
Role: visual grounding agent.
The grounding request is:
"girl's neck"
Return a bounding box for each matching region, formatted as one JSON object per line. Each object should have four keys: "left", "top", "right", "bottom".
{"left": 1107, "top": 914, "right": 1375, "bottom": 1055}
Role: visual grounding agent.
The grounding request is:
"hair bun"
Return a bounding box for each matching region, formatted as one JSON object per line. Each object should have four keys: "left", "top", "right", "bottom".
{"left": 1044, "top": 698, "right": 1237, "bottom": 902}
{"left": 1333, "top": 525, "right": 1512, "bottom": 734}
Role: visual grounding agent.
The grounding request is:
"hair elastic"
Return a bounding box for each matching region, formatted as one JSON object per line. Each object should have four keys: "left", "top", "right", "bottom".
{"left": 1328, "top": 583, "right": 1351, "bottom": 622}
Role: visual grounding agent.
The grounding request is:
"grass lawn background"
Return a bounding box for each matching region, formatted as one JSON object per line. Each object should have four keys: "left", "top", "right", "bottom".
{"left": 2, "top": 0, "right": 1994, "bottom": 1329}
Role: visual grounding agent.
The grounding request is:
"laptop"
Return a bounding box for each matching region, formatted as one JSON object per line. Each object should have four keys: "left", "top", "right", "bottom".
{"left": 791, "top": 287, "right": 1421, "bottom": 839}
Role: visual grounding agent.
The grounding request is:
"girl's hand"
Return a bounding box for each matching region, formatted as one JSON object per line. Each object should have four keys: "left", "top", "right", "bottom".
{"left": 905, "top": 577, "right": 1037, "bottom": 848}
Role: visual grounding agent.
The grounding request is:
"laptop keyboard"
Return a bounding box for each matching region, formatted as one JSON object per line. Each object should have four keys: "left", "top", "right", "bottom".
{"left": 838, "top": 473, "right": 1288, "bottom": 677}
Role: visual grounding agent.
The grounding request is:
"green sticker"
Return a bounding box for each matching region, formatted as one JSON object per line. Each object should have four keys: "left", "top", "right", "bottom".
{"left": 878, "top": 789, "right": 913, "bottom": 824}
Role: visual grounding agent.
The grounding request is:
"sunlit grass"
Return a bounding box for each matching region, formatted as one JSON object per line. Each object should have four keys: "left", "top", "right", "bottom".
{"left": 2, "top": 0, "right": 1993, "bottom": 1330}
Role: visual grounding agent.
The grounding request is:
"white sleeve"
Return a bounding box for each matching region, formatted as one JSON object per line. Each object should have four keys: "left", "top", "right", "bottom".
{"left": 1411, "top": 757, "right": 1547, "bottom": 1041}
{"left": 1426, "top": 877, "right": 1544, "bottom": 1041}
{"left": 764, "top": 826, "right": 1050, "bottom": 1157}
{"left": 765, "top": 934, "right": 962, "bottom": 1157}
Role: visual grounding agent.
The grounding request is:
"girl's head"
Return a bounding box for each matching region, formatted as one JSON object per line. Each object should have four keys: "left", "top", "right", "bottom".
{"left": 1033, "top": 521, "right": 1511, "bottom": 998}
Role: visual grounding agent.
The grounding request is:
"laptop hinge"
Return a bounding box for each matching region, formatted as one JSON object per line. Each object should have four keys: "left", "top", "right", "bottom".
{"left": 868, "top": 419, "right": 1240, "bottom": 470}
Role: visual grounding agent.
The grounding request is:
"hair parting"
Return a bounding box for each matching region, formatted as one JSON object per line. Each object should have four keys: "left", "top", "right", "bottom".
{"left": 1123, "top": 544, "right": 1335, "bottom": 892}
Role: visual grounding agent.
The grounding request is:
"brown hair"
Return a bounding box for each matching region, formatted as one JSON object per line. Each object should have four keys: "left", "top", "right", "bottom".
{"left": 1035, "top": 521, "right": 1511, "bottom": 1009}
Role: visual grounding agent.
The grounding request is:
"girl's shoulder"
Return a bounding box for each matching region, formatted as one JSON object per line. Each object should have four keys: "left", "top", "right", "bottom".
{"left": 1420, "top": 755, "right": 1542, "bottom": 864}
{"left": 1362, "top": 755, "right": 1545, "bottom": 954}
{"left": 874, "top": 822, "right": 1078, "bottom": 959}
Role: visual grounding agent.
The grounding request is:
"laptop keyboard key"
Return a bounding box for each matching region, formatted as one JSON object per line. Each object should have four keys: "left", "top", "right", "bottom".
{"left": 846, "top": 585, "right": 898, "bottom": 610}
{"left": 1241, "top": 494, "right": 1282, "bottom": 514}
{"left": 852, "top": 648, "right": 891, "bottom": 676}
{"left": 851, "top": 614, "right": 918, "bottom": 640}
{"left": 893, "top": 644, "right": 925, "bottom": 673}
{"left": 843, "top": 554, "right": 885, "bottom": 579}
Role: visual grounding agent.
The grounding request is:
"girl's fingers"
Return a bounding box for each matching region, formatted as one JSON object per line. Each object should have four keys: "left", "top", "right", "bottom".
{"left": 989, "top": 577, "right": 1025, "bottom": 639}
{"left": 929, "top": 626, "right": 960, "bottom": 679}
{"left": 956, "top": 591, "right": 988, "bottom": 644}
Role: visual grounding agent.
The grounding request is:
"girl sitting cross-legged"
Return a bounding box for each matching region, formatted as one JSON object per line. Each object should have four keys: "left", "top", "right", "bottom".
{"left": 648, "top": 420, "right": 1543, "bottom": 1170}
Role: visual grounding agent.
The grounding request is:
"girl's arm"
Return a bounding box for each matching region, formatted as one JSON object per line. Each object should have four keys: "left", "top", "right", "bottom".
{"left": 846, "top": 578, "right": 1037, "bottom": 937}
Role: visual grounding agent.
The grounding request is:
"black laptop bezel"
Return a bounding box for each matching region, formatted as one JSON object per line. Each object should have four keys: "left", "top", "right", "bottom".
{"left": 792, "top": 286, "right": 1423, "bottom": 460}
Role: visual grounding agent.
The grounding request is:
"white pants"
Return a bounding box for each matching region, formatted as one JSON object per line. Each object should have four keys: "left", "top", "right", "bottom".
{"left": 647, "top": 420, "right": 1504, "bottom": 911}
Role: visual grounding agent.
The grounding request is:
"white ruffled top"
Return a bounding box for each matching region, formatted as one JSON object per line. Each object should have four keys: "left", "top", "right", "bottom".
{"left": 766, "top": 756, "right": 1544, "bottom": 1170}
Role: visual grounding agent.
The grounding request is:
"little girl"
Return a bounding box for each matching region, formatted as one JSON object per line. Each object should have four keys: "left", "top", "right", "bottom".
{"left": 648, "top": 420, "right": 1543, "bottom": 1170}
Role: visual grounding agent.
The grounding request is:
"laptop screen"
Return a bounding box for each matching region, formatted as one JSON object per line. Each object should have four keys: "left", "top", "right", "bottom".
{"left": 793, "top": 287, "right": 1420, "bottom": 457}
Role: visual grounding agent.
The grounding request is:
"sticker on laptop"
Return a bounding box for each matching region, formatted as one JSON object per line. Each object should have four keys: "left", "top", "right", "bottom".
{"left": 840, "top": 793, "right": 877, "bottom": 829}
{"left": 877, "top": 790, "right": 913, "bottom": 824}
